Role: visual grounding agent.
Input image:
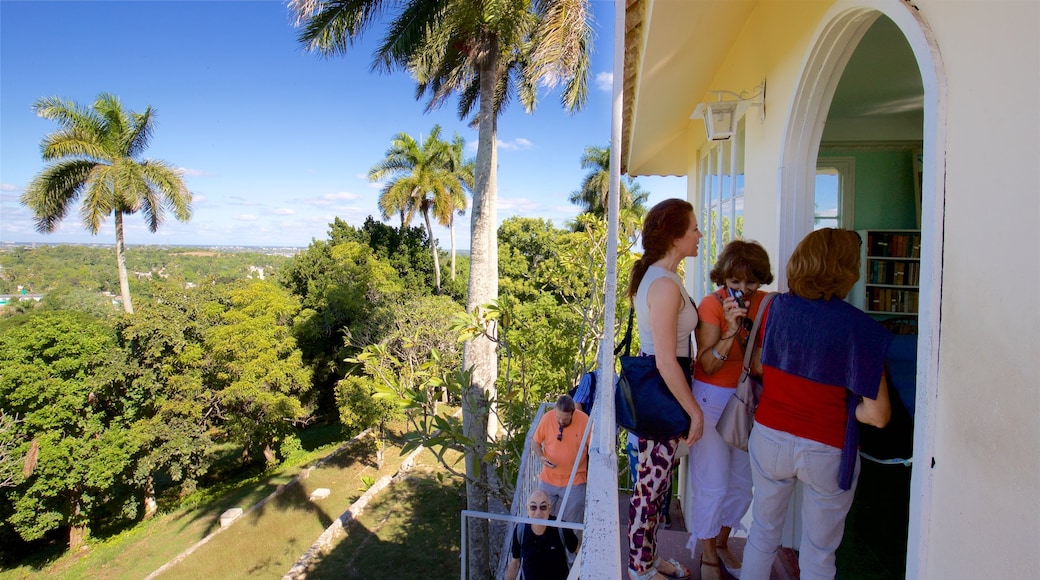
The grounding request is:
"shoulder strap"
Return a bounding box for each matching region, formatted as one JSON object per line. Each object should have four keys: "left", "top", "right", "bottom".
{"left": 616, "top": 307, "right": 634, "bottom": 357}
{"left": 714, "top": 290, "right": 726, "bottom": 305}
{"left": 742, "top": 292, "right": 778, "bottom": 370}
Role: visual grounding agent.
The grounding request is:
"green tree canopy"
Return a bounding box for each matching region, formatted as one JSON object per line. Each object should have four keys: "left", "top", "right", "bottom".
{"left": 203, "top": 281, "right": 313, "bottom": 463}
{"left": 117, "top": 284, "right": 217, "bottom": 502}
{"left": 0, "top": 311, "right": 135, "bottom": 550}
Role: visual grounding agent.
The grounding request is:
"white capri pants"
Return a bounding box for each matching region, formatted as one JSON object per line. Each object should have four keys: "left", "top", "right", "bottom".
{"left": 684, "top": 380, "right": 753, "bottom": 544}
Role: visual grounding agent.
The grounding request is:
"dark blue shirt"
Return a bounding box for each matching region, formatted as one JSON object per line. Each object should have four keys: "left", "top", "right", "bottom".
{"left": 510, "top": 520, "right": 578, "bottom": 580}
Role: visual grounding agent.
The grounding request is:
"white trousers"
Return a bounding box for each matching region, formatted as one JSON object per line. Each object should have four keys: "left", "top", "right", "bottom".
{"left": 684, "top": 380, "right": 753, "bottom": 545}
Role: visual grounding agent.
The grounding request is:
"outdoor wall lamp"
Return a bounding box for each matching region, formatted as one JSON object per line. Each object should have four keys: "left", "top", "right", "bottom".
{"left": 691, "top": 80, "right": 766, "bottom": 141}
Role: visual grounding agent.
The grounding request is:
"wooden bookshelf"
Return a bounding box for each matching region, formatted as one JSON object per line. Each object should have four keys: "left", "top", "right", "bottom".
{"left": 850, "top": 230, "right": 921, "bottom": 317}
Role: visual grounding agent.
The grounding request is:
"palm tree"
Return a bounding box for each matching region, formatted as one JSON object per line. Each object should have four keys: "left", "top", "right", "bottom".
{"left": 569, "top": 144, "right": 649, "bottom": 218}
{"left": 291, "top": 1, "right": 590, "bottom": 574}
{"left": 441, "top": 133, "right": 474, "bottom": 280}
{"left": 369, "top": 125, "right": 458, "bottom": 293}
{"left": 21, "top": 93, "right": 192, "bottom": 314}
{"left": 378, "top": 180, "right": 415, "bottom": 230}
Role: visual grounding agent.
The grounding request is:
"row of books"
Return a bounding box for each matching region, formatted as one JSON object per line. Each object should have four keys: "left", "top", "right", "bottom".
{"left": 867, "top": 287, "right": 919, "bottom": 313}
{"left": 866, "top": 231, "right": 921, "bottom": 258}
{"left": 867, "top": 258, "right": 920, "bottom": 286}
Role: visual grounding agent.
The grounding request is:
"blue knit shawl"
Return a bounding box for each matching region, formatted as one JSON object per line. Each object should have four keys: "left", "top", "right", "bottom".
{"left": 761, "top": 293, "right": 892, "bottom": 490}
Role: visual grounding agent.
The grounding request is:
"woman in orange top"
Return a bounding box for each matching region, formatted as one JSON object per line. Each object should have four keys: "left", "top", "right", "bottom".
{"left": 684, "top": 240, "right": 773, "bottom": 580}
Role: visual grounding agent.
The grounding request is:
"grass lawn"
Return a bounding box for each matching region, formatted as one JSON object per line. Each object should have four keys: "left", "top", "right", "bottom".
{"left": 0, "top": 422, "right": 465, "bottom": 580}
{"left": 1, "top": 461, "right": 310, "bottom": 580}
{"left": 155, "top": 434, "right": 390, "bottom": 580}
{"left": 300, "top": 463, "right": 465, "bottom": 579}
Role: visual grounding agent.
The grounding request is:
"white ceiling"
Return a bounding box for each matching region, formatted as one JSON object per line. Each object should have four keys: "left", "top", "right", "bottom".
{"left": 825, "top": 15, "right": 925, "bottom": 140}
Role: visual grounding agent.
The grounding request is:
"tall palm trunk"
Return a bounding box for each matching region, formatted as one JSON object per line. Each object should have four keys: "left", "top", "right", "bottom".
{"left": 422, "top": 205, "right": 442, "bottom": 293}
{"left": 462, "top": 43, "right": 499, "bottom": 580}
{"left": 450, "top": 213, "right": 457, "bottom": 280}
{"left": 114, "top": 211, "right": 134, "bottom": 314}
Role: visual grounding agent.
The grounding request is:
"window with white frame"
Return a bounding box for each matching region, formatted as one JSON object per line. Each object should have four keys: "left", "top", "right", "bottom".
{"left": 694, "top": 118, "right": 746, "bottom": 298}
{"left": 814, "top": 157, "right": 855, "bottom": 229}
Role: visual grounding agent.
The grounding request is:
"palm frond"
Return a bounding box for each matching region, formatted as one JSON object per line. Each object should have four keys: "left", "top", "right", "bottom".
{"left": 293, "top": 0, "right": 389, "bottom": 56}
{"left": 529, "top": 0, "right": 592, "bottom": 112}
{"left": 40, "top": 128, "right": 111, "bottom": 162}
{"left": 375, "top": 0, "right": 445, "bottom": 73}
{"left": 81, "top": 169, "right": 116, "bottom": 233}
{"left": 125, "top": 107, "right": 157, "bottom": 160}
{"left": 32, "top": 96, "right": 100, "bottom": 133}
{"left": 21, "top": 160, "right": 97, "bottom": 232}
{"left": 140, "top": 160, "right": 193, "bottom": 222}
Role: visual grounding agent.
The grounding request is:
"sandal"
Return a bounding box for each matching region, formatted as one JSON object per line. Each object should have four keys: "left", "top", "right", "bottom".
{"left": 628, "top": 567, "right": 659, "bottom": 580}
{"left": 700, "top": 557, "right": 721, "bottom": 580}
{"left": 656, "top": 557, "right": 691, "bottom": 580}
{"left": 717, "top": 545, "right": 742, "bottom": 578}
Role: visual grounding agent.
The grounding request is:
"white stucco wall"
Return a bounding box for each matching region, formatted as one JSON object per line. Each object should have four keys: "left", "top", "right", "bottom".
{"left": 679, "top": 1, "right": 1040, "bottom": 577}
{"left": 913, "top": 1, "right": 1040, "bottom": 578}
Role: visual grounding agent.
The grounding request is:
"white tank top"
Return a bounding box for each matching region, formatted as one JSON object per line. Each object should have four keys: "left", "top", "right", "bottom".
{"left": 634, "top": 265, "right": 697, "bottom": 357}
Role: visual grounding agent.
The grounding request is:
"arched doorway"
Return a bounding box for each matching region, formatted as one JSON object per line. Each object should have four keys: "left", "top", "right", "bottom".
{"left": 777, "top": 2, "right": 946, "bottom": 578}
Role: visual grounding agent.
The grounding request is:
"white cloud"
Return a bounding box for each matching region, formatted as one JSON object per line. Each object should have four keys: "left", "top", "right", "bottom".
{"left": 229, "top": 196, "right": 262, "bottom": 207}
{"left": 1, "top": 183, "right": 20, "bottom": 192}
{"left": 179, "top": 167, "right": 213, "bottom": 177}
{"left": 497, "top": 196, "right": 542, "bottom": 213}
{"left": 464, "top": 137, "right": 536, "bottom": 154}
{"left": 273, "top": 208, "right": 296, "bottom": 215}
{"left": 498, "top": 137, "right": 534, "bottom": 151}
{"left": 322, "top": 191, "right": 362, "bottom": 202}
{"left": 235, "top": 214, "right": 258, "bottom": 221}
{"left": 596, "top": 72, "right": 613, "bottom": 93}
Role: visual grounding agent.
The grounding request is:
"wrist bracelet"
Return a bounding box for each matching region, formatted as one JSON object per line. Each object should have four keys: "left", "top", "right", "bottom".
{"left": 711, "top": 347, "right": 728, "bottom": 361}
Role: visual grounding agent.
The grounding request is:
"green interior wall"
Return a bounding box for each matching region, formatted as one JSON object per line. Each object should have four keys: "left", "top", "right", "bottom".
{"left": 820, "top": 148, "right": 919, "bottom": 230}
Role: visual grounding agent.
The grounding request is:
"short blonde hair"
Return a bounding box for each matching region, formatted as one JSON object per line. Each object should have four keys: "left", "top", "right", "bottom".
{"left": 786, "top": 229, "right": 861, "bottom": 300}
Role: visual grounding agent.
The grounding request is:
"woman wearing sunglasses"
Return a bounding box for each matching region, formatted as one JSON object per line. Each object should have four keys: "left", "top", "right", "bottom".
{"left": 506, "top": 489, "right": 579, "bottom": 580}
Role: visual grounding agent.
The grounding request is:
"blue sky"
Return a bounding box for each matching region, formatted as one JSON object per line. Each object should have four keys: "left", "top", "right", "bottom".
{"left": 0, "top": 0, "right": 685, "bottom": 250}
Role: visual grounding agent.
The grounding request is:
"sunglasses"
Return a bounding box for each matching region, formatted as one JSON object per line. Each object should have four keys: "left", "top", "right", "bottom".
{"left": 556, "top": 423, "right": 565, "bottom": 441}
{"left": 528, "top": 503, "right": 550, "bottom": 512}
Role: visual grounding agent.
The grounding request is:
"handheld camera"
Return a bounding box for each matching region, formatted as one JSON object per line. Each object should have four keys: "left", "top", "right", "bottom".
{"left": 728, "top": 288, "right": 746, "bottom": 309}
{"left": 729, "top": 288, "right": 754, "bottom": 331}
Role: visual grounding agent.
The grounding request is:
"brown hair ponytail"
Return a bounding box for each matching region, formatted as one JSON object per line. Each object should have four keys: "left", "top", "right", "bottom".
{"left": 627, "top": 199, "right": 694, "bottom": 300}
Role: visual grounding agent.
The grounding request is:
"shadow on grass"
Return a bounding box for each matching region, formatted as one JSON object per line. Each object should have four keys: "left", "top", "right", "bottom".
{"left": 171, "top": 436, "right": 380, "bottom": 541}
{"left": 254, "top": 470, "right": 337, "bottom": 534}
{"left": 305, "top": 469, "right": 465, "bottom": 579}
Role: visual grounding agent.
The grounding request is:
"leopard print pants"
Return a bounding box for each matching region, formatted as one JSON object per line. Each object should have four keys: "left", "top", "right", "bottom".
{"left": 627, "top": 435, "right": 680, "bottom": 574}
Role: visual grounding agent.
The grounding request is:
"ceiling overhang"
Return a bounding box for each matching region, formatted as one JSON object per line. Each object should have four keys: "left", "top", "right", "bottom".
{"left": 622, "top": 0, "right": 756, "bottom": 176}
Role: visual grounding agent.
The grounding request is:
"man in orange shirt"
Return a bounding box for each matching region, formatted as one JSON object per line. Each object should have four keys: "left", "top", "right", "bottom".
{"left": 532, "top": 394, "right": 590, "bottom": 527}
